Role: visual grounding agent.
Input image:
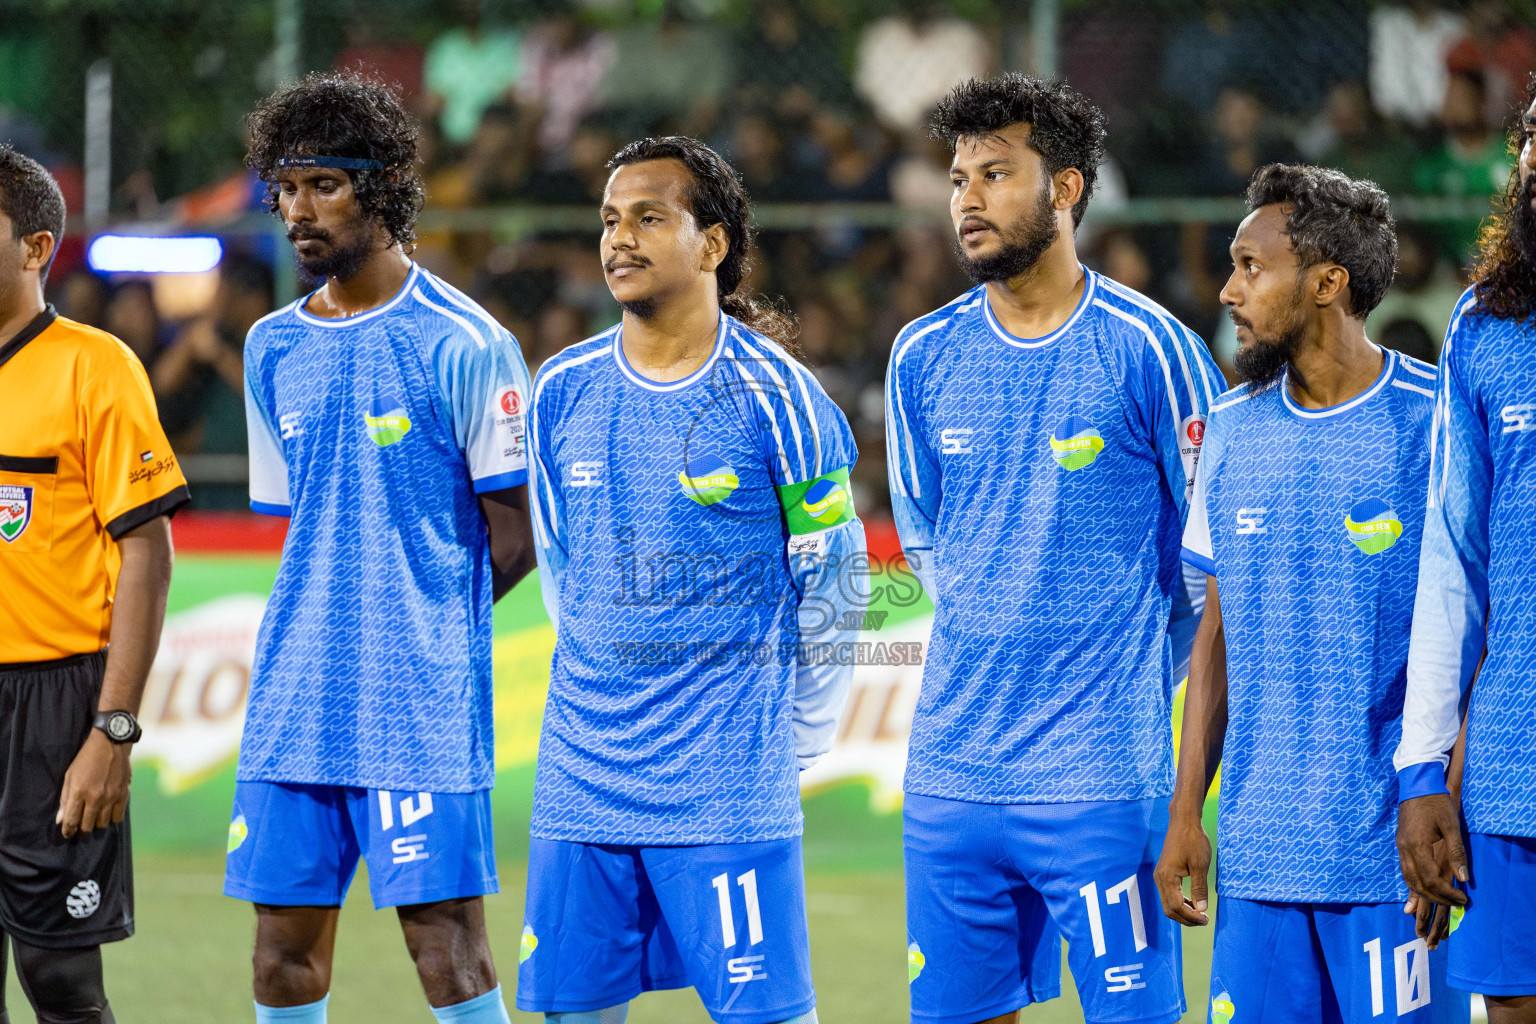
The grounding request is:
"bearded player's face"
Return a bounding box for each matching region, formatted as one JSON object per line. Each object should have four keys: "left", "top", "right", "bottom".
{"left": 1221, "top": 205, "right": 1309, "bottom": 389}
{"left": 949, "top": 123, "right": 1061, "bottom": 284}
{"left": 1514, "top": 94, "right": 1536, "bottom": 263}
{"left": 276, "top": 166, "right": 377, "bottom": 281}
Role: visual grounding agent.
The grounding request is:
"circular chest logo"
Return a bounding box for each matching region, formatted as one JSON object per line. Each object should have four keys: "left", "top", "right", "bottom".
{"left": 363, "top": 403, "right": 412, "bottom": 448}
{"left": 679, "top": 455, "right": 740, "bottom": 506}
{"left": 499, "top": 388, "right": 521, "bottom": 416}
{"left": 1049, "top": 416, "right": 1104, "bottom": 470}
{"left": 1186, "top": 418, "right": 1206, "bottom": 445}
{"left": 1345, "top": 498, "right": 1402, "bottom": 554}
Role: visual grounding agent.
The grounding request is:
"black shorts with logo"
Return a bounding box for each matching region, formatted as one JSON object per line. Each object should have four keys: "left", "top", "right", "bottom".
{"left": 0, "top": 651, "right": 133, "bottom": 948}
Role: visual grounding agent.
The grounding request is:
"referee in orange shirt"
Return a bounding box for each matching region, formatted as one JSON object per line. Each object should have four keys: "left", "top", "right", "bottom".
{"left": 0, "top": 146, "right": 187, "bottom": 1023}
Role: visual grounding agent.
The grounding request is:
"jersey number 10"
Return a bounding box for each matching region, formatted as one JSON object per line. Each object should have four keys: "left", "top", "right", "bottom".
{"left": 1363, "top": 937, "right": 1431, "bottom": 1016}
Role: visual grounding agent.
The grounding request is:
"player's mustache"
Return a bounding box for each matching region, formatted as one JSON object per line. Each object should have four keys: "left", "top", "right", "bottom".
{"left": 1228, "top": 309, "right": 1252, "bottom": 330}
{"left": 287, "top": 227, "right": 330, "bottom": 243}
{"left": 958, "top": 216, "right": 997, "bottom": 237}
{"left": 604, "top": 255, "right": 651, "bottom": 271}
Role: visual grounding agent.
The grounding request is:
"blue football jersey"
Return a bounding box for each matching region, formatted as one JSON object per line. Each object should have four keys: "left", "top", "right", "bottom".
{"left": 241, "top": 264, "right": 532, "bottom": 792}
{"left": 528, "top": 315, "right": 864, "bottom": 845}
{"left": 1397, "top": 290, "right": 1536, "bottom": 838}
{"left": 886, "top": 271, "right": 1221, "bottom": 803}
{"left": 1183, "top": 349, "right": 1437, "bottom": 902}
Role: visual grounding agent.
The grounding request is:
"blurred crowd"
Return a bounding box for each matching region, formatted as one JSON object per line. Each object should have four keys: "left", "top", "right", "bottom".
{"left": 14, "top": 0, "right": 1531, "bottom": 514}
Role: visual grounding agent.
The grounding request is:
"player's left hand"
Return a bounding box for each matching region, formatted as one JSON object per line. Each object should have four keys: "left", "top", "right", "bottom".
{"left": 1397, "top": 793, "right": 1467, "bottom": 910}
{"left": 1154, "top": 809, "right": 1212, "bottom": 926}
{"left": 1403, "top": 890, "right": 1452, "bottom": 949}
{"left": 57, "top": 729, "right": 133, "bottom": 838}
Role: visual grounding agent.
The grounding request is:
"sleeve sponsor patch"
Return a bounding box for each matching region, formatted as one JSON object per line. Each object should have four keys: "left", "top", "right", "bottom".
{"left": 491, "top": 385, "right": 527, "bottom": 465}
{"left": 1180, "top": 413, "right": 1206, "bottom": 500}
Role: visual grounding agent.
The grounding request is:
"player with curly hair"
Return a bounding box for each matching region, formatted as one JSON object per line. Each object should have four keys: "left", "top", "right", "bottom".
{"left": 1396, "top": 75, "right": 1536, "bottom": 1023}
{"left": 223, "top": 71, "right": 535, "bottom": 1024}
{"left": 886, "top": 74, "right": 1221, "bottom": 1024}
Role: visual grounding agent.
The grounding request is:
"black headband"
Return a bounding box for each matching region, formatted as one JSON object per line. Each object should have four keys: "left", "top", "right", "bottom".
{"left": 276, "top": 155, "right": 385, "bottom": 171}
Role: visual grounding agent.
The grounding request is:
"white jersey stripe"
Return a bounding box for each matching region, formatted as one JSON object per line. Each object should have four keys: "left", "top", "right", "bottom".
{"left": 1212, "top": 390, "right": 1256, "bottom": 414}
{"left": 890, "top": 317, "right": 951, "bottom": 499}
{"left": 1393, "top": 380, "right": 1435, "bottom": 399}
{"left": 1093, "top": 299, "right": 1183, "bottom": 452}
{"left": 742, "top": 375, "right": 794, "bottom": 481}
{"left": 1433, "top": 293, "right": 1478, "bottom": 506}
{"left": 1098, "top": 276, "right": 1204, "bottom": 416}
{"left": 420, "top": 272, "right": 505, "bottom": 338}
{"left": 1185, "top": 326, "right": 1219, "bottom": 407}
{"left": 747, "top": 331, "right": 825, "bottom": 479}
{"left": 411, "top": 287, "right": 486, "bottom": 350}
{"left": 531, "top": 332, "right": 615, "bottom": 537}
{"left": 731, "top": 330, "right": 808, "bottom": 480}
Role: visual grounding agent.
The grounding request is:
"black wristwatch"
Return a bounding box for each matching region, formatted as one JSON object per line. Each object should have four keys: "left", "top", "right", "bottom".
{"left": 92, "top": 710, "right": 142, "bottom": 744}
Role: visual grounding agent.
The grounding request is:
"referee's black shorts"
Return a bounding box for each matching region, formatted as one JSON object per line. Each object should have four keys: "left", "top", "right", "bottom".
{"left": 0, "top": 651, "right": 133, "bottom": 948}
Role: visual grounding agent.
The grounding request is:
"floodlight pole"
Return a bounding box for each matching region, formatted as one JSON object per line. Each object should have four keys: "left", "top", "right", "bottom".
{"left": 271, "top": 0, "right": 303, "bottom": 306}
{"left": 1031, "top": 0, "right": 1058, "bottom": 79}
{"left": 274, "top": 0, "right": 301, "bottom": 85}
{"left": 84, "top": 59, "right": 112, "bottom": 230}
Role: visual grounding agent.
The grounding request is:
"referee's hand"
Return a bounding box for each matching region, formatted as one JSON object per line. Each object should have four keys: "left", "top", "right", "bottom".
{"left": 57, "top": 730, "right": 132, "bottom": 838}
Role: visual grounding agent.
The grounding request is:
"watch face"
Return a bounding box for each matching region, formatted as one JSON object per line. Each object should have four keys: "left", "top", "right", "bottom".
{"left": 107, "top": 714, "right": 133, "bottom": 741}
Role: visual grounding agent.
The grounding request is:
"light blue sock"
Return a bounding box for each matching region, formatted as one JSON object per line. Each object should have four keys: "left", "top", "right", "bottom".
{"left": 433, "top": 985, "right": 513, "bottom": 1024}
{"left": 773, "top": 1012, "right": 818, "bottom": 1024}
{"left": 546, "top": 1004, "right": 629, "bottom": 1024}
{"left": 254, "top": 995, "right": 328, "bottom": 1023}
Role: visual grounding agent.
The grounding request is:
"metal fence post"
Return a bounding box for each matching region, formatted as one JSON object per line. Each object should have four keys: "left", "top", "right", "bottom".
{"left": 274, "top": 0, "right": 300, "bottom": 85}
{"left": 1030, "top": 0, "right": 1058, "bottom": 80}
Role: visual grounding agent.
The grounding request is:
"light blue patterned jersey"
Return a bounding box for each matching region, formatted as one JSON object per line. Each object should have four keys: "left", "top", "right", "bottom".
{"left": 1397, "top": 290, "right": 1536, "bottom": 838}
{"left": 241, "top": 264, "right": 532, "bottom": 792}
{"left": 886, "top": 271, "right": 1221, "bottom": 803}
{"left": 1184, "top": 350, "right": 1436, "bottom": 902}
{"left": 528, "top": 315, "right": 865, "bottom": 845}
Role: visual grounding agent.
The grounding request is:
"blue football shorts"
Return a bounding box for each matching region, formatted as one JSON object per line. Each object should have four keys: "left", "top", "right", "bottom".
{"left": 1208, "top": 896, "right": 1469, "bottom": 1023}
{"left": 222, "top": 781, "right": 498, "bottom": 908}
{"left": 517, "top": 835, "right": 814, "bottom": 1024}
{"left": 904, "top": 793, "right": 1184, "bottom": 1024}
{"left": 1448, "top": 831, "right": 1536, "bottom": 996}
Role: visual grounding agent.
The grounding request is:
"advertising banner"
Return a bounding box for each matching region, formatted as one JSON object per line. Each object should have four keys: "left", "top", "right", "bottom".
{"left": 128, "top": 522, "right": 939, "bottom": 858}
{"left": 131, "top": 517, "right": 1205, "bottom": 861}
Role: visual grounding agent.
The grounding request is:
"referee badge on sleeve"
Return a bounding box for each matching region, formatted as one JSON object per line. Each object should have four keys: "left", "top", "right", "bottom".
{"left": 0, "top": 485, "right": 32, "bottom": 543}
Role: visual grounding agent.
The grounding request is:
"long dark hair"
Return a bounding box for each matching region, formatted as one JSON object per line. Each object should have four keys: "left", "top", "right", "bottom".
{"left": 608, "top": 136, "right": 800, "bottom": 352}
{"left": 1470, "top": 75, "right": 1536, "bottom": 321}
